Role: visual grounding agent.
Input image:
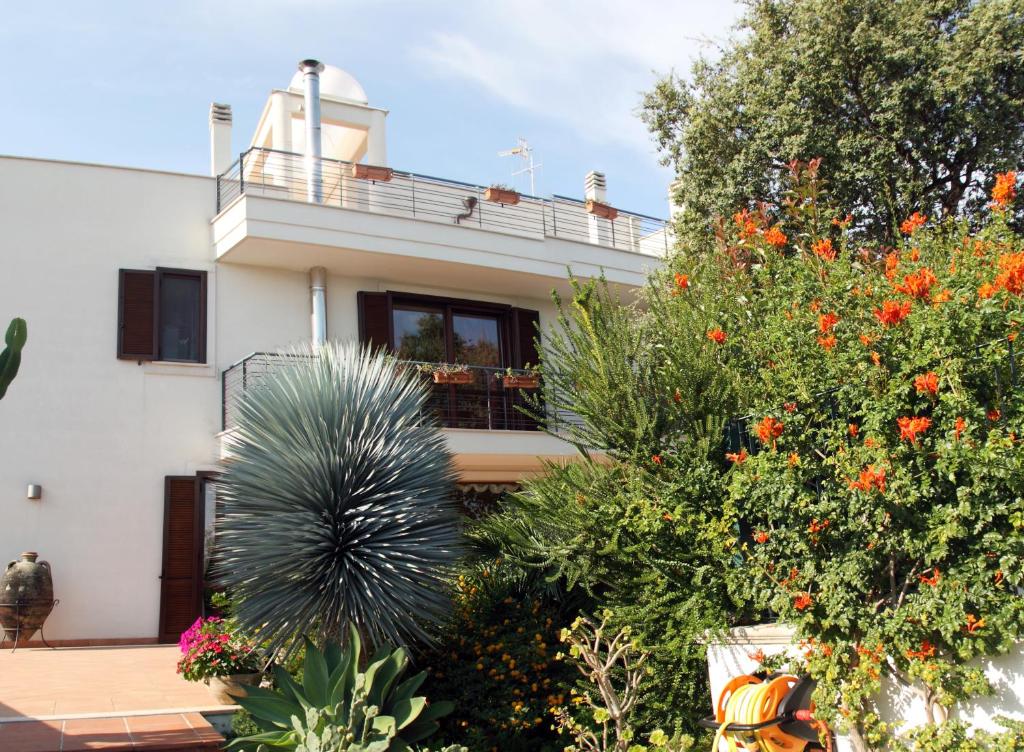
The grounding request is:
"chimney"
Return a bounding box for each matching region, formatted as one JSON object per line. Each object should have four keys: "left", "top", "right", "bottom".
{"left": 584, "top": 171, "right": 611, "bottom": 246}
{"left": 209, "top": 103, "right": 233, "bottom": 177}
{"left": 299, "top": 59, "right": 325, "bottom": 203}
{"left": 584, "top": 170, "right": 607, "bottom": 203}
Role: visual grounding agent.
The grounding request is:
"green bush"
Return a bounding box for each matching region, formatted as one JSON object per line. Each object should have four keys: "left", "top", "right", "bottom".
{"left": 417, "top": 563, "right": 578, "bottom": 752}
{"left": 475, "top": 277, "right": 742, "bottom": 739}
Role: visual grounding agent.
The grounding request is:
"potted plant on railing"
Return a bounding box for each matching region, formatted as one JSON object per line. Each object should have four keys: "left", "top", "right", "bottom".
{"left": 177, "top": 616, "right": 261, "bottom": 704}
{"left": 585, "top": 198, "right": 618, "bottom": 221}
{"left": 483, "top": 183, "right": 521, "bottom": 206}
{"left": 497, "top": 365, "right": 540, "bottom": 390}
{"left": 352, "top": 163, "right": 394, "bottom": 182}
{"left": 421, "top": 362, "right": 475, "bottom": 385}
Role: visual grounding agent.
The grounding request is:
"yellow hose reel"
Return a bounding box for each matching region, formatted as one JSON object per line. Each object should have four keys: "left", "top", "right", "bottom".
{"left": 699, "top": 673, "right": 832, "bottom": 752}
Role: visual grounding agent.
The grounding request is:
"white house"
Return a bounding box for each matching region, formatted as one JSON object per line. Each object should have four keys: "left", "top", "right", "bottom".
{"left": 0, "top": 61, "right": 669, "bottom": 645}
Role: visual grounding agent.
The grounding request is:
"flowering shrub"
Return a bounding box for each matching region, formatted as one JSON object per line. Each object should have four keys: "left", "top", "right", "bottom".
{"left": 707, "top": 163, "right": 1024, "bottom": 750}
{"left": 176, "top": 616, "right": 259, "bottom": 682}
{"left": 417, "top": 564, "right": 576, "bottom": 752}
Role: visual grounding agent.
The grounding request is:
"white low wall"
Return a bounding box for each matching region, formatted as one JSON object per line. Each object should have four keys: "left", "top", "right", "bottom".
{"left": 706, "top": 624, "right": 1024, "bottom": 751}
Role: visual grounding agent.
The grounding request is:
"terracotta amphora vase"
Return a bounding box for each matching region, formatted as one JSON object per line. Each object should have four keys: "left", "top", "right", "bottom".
{"left": 0, "top": 552, "right": 55, "bottom": 642}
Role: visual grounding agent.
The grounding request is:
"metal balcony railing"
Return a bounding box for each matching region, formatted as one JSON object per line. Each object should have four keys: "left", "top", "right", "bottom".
{"left": 216, "top": 147, "right": 671, "bottom": 256}
{"left": 221, "top": 352, "right": 542, "bottom": 432}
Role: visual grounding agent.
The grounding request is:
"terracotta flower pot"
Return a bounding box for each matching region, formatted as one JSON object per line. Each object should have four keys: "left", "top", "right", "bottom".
{"left": 585, "top": 199, "right": 618, "bottom": 221}
{"left": 484, "top": 187, "right": 520, "bottom": 205}
{"left": 352, "top": 164, "right": 394, "bottom": 182}
{"left": 0, "top": 552, "right": 54, "bottom": 643}
{"left": 433, "top": 370, "right": 474, "bottom": 385}
{"left": 501, "top": 374, "right": 540, "bottom": 390}
{"left": 205, "top": 673, "right": 261, "bottom": 704}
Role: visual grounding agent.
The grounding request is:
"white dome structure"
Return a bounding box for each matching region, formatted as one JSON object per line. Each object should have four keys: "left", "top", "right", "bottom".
{"left": 289, "top": 64, "right": 368, "bottom": 105}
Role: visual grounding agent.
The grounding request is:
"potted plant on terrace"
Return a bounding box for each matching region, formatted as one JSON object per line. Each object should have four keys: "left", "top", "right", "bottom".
{"left": 352, "top": 163, "right": 394, "bottom": 182}
{"left": 177, "top": 616, "right": 261, "bottom": 704}
{"left": 585, "top": 198, "right": 618, "bottom": 221}
{"left": 497, "top": 365, "right": 540, "bottom": 390}
{"left": 422, "top": 362, "right": 475, "bottom": 385}
{"left": 484, "top": 184, "right": 520, "bottom": 206}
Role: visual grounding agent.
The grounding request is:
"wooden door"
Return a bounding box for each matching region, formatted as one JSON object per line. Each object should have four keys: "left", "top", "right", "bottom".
{"left": 158, "top": 476, "right": 204, "bottom": 643}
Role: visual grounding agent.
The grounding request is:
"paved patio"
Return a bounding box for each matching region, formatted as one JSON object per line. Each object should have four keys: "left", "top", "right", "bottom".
{"left": 0, "top": 645, "right": 233, "bottom": 750}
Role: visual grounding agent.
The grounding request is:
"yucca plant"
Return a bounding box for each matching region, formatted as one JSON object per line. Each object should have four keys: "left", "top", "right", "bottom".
{"left": 229, "top": 626, "right": 454, "bottom": 751}
{"left": 215, "top": 342, "right": 463, "bottom": 655}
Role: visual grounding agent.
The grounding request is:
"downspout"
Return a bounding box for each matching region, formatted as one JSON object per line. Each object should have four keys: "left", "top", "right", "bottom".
{"left": 310, "top": 267, "right": 327, "bottom": 346}
{"left": 299, "top": 59, "right": 325, "bottom": 204}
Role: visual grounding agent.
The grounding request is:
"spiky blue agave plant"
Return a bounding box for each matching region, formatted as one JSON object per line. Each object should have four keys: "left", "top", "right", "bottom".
{"left": 215, "top": 342, "right": 463, "bottom": 654}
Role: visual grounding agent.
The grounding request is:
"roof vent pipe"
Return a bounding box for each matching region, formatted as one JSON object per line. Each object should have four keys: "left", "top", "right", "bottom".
{"left": 299, "top": 59, "right": 325, "bottom": 204}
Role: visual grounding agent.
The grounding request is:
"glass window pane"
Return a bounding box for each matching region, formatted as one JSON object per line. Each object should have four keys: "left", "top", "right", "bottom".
{"left": 393, "top": 305, "right": 445, "bottom": 362}
{"left": 453, "top": 313, "right": 501, "bottom": 367}
{"left": 159, "top": 274, "right": 202, "bottom": 362}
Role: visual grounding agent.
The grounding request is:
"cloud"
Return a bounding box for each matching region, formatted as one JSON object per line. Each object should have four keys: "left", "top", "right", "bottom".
{"left": 411, "top": 0, "right": 741, "bottom": 152}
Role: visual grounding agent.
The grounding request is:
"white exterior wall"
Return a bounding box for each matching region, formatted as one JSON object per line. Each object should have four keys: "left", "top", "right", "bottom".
{"left": 0, "top": 156, "right": 579, "bottom": 641}
{"left": 0, "top": 157, "right": 219, "bottom": 641}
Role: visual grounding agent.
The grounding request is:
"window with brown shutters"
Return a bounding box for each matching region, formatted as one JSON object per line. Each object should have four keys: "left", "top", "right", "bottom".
{"left": 356, "top": 290, "right": 540, "bottom": 370}
{"left": 117, "top": 268, "right": 207, "bottom": 363}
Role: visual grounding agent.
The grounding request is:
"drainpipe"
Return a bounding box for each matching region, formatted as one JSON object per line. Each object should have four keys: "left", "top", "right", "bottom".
{"left": 299, "top": 59, "right": 325, "bottom": 204}
{"left": 310, "top": 267, "right": 327, "bottom": 346}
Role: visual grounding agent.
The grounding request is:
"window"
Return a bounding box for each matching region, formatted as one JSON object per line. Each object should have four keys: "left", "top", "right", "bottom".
{"left": 357, "top": 291, "right": 539, "bottom": 369}
{"left": 390, "top": 298, "right": 506, "bottom": 366}
{"left": 118, "top": 268, "right": 207, "bottom": 363}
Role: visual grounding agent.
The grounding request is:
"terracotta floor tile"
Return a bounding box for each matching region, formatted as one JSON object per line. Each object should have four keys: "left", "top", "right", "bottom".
{"left": 0, "top": 720, "right": 64, "bottom": 752}
{"left": 62, "top": 717, "right": 131, "bottom": 750}
{"left": 0, "top": 646, "right": 219, "bottom": 717}
{"left": 182, "top": 713, "right": 222, "bottom": 743}
{"left": 126, "top": 714, "right": 200, "bottom": 749}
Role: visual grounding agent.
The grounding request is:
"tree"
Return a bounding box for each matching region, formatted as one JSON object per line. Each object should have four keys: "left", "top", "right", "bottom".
{"left": 710, "top": 165, "right": 1024, "bottom": 750}
{"left": 641, "top": 0, "right": 1024, "bottom": 246}
{"left": 475, "top": 278, "right": 741, "bottom": 737}
{"left": 214, "top": 342, "right": 464, "bottom": 655}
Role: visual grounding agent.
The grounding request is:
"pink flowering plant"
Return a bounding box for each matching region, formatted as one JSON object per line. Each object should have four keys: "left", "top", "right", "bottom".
{"left": 176, "top": 616, "right": 260, "bottom": 682}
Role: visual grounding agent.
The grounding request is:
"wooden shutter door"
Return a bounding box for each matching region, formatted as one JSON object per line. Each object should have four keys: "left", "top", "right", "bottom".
{"left": 158, "top": 476, "right": 204, "bottom": 643}
{"left": 510, "top": 308, "right": 541, "bottom": 430}
{"left": 118, "top": 269, "right": 157, "bottom": 360}
{"left": 510, "top": 308, "right": 540, "bottom": 368}
{"left": 357, "top": 291, "right": 391, "bottom": 351}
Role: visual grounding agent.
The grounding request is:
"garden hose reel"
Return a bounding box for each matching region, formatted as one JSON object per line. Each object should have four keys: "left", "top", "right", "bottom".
{"left": 698, "top": 673, "right": 832, "bottom": 751}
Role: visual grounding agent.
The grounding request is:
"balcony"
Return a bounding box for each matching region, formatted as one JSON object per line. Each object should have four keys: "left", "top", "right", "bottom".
{"left": 211, "top": 149, "right": 670, "bottom": 296}
{"left": 221, "top": 352, "right": 542, "bottom": 432}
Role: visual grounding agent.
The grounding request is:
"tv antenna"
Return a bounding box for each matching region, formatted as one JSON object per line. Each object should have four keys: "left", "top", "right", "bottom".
{"left": 498, "top": 137, "right": 542, "bottom": 196}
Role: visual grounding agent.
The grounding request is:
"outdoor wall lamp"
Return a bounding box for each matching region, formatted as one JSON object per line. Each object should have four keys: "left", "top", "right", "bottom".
{"left": 26, "top": 484, "right": 42, "bottom": 500}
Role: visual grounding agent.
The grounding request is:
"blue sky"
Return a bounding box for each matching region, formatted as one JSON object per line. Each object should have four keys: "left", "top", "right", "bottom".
{"left": 0, "top": 1, "right": 741, "bottom": 218}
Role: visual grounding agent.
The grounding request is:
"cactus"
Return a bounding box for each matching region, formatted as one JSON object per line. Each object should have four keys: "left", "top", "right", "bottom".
{"left": 0, "top": 318, "right": 26, "bottom": 401}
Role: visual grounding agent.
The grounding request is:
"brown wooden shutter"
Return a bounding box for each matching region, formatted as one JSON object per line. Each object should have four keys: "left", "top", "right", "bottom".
{"left": 158, "top": 476, "right": 204, "bottom": 643}
{"left": 511, "top": 308, "right": 540, "bottom": 368}
{"left": 357, "top": 291, "right": 391, "bottom": 352}
{"left": 117, "top": 269, "right": 157, "bottom": 360}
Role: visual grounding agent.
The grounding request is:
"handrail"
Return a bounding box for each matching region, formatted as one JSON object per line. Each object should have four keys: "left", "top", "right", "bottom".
{"left": 222, "top": 353, "right": 542, "bottom": 432}
{"left": 215, "top": 148, "right": 671, "bottom": 255}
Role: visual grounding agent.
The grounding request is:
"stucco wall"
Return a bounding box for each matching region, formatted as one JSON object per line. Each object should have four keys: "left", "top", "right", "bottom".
{"left": 0, "top": 157, "right": 220, "bottom": 641}
{"left": 0, "top": 156, "right": 571, "bottom": 641}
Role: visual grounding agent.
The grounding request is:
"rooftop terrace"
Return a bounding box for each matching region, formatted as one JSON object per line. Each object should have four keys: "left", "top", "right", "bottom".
{"left": 216, "top": 148, "right": 672, "bottom": 257}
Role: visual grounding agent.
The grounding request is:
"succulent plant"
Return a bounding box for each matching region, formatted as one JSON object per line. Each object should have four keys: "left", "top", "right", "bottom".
{"left": 0, "top": 318, "right": 27, "bottom": 401}
{"left": 215, "top": 342, "right": 463, "bottom": 655}
{"left": 228, "top": 626, "right": 454, "bottom": 752}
